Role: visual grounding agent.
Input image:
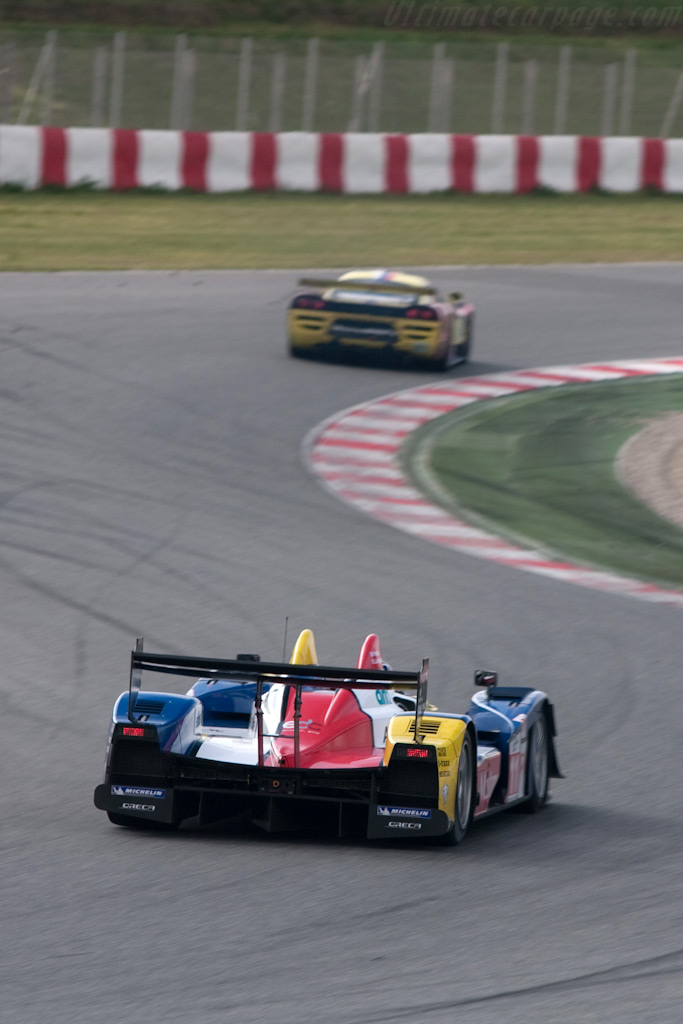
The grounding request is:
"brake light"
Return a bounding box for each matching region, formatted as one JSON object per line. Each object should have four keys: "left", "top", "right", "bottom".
{"left": 294, "top": 296, "right": 325, "bottom": 309}
{"left": 122, "top": 726, "right": 145, "bottom": 737}
{"left": 406, "top": 307, "right": 437, "bottom": 320}
{"left": 407, "top": 747, "right": 429, "bottom": 758}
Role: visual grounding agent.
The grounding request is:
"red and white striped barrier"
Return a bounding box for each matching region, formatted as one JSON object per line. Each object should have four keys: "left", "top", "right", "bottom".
{"left": 1, "top": 125, "right": 682, "bottom": 193}
{"left": 305, "top": 359, "right": 683, "bottom": 609}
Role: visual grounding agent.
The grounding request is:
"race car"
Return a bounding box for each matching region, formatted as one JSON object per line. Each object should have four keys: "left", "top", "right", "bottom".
{"left": 94, "top": 629, "right": 561, "bottom": 845}
{"left": 288, "top": 269, "right": 475, "bottom": 371}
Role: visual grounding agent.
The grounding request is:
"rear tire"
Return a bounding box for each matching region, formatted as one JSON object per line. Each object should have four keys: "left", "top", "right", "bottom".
{"left": 521, "top": 716, "right": 549, "bottom": 813}
{"left": 458, "top": 313, "right": 474, "bottom": 363}
{"left": 436, "top": 313, "right": 474, "bottom": 372}
{"left": 432, "top": 323, "right": 458, "bottom": 372}
{"left": 434, "top": 338, "right": 456, "bottom": 373}
{"left": 438, "top": 733, "right": 474, "bottom": 845}
{"left": 289, "top": 341, "right": 310, "bottom": 360}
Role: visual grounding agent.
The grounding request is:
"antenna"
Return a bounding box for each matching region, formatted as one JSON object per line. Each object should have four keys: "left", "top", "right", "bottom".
{"left": 282, "top": 616, "right": 289, "bottom": 661}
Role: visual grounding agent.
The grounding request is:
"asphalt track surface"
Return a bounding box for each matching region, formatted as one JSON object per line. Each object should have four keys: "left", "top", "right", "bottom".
{"left": 2, "top": 263, "right": 683, "bottom": 1024}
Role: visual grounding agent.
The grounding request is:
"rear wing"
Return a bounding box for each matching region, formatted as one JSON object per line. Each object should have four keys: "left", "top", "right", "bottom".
{"left": 128, "top": 641, "right": 429, "bottom": 767}
{"left": 297, "top": 278, "right": 436, "bottom": 297}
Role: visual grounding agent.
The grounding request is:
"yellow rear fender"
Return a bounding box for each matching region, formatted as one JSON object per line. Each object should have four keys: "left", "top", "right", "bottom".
{"left": 384, "top": 715, "right": 469, "bottom": 820}
{"left": 289, "top": 628, "right": 318, "bottom": 665}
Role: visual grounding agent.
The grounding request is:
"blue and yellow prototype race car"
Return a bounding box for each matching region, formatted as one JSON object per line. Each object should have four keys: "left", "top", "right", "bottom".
{"left": 94, "top": 630, "right": 561, "bottom": 846}
{"left": 288, "top": 269, "right": 475, "bottom": 370}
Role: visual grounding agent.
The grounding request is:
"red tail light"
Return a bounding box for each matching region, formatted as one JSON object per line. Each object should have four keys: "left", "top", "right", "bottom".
{"left": 294, "top": 296, "right": 325, "bottom": 310}
{"left": 406, "top": 747, "right": 429, "bottom": 758}
{"left": 406, "top": 307, "right": 437, "bottom": 320}
{"left": 122, "top": 726, "right": 145, "bottom": 737}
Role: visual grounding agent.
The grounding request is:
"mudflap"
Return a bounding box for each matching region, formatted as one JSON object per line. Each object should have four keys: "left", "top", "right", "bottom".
{"left": 94, "top": 782, "right": 178, "bottom": 824}
{"left": 367, "top": 806, "right": 450, "bottom": 840}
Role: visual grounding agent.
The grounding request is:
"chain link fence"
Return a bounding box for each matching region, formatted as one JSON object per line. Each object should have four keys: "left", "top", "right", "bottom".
{"left": 1, "top": 30, "right": 682, "bottom": 137}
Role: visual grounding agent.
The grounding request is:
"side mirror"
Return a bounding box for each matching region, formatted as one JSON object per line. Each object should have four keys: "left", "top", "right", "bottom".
{"left": 474, "top": 670, "right": 497, "bottom": 688}
{"left": 449, "top": 291, "right": 463, "bottom": 302}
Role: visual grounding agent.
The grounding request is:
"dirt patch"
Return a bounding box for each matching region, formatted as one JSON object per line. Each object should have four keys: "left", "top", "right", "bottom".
{"left": 616, "top": 413, "right": 683, "bottom": 528}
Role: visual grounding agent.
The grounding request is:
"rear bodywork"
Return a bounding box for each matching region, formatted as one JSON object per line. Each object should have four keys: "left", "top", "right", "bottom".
{"left": 288, "top": 270, "right": 474, "bottom": 369}
{"left": 94, "top": 631, "right": 561, "bottom": 843}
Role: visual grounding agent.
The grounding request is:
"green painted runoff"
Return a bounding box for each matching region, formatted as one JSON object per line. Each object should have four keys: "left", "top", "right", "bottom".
{"left": 405, "top": 374, "right": 683, "bottom": 586}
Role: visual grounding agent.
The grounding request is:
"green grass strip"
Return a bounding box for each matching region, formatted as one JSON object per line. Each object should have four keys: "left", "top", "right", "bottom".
{"left": 4, "top": 1, "right": 682, "bottom": 40}
{"left": 1, "top": 192, "right": 682, "bottom": 271}
{"left": 405, "top": 375, "right": 683, "bottom": 586}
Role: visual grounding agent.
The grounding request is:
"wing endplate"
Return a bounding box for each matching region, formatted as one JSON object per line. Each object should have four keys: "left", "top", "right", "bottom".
{"left": 289, "top": 628, "right": 318, "bottom": 665}
{"left": 357, "top": 633, "right": 384, "bottom": 670}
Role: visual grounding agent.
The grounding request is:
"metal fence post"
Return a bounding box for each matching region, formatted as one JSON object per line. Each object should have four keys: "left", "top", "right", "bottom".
{"left": 619, "top": 48, "right": 637, "bottom": 135}
{"left": 601, "top": 63, "right": 619, "bottom": 137}
{"left": 349, "top": 54, "right": 366, "bottom": 131}
{"left": 442, "top": 58, "right": 454, "bottom": 133}
{"left": 109, "top": 31, "right": 126, "bottom": 128}
{"left": 269, "top": 51, "right": 286, "bottom": 132}
{"left": 301, "top": 36, "right": 319, "bottom": 132}
{"left": 521, "top": 59, "right": 537, "bottom": 135}
{"left": 491, "top": 41, "right": 508, "bottom": 134}
{"left": 660, "top": 69, "right": 683, "bottom": 137}
{"left": 428, "top": 42, "right": 446, "bottom": 133}
{"left": 170, "top": 34, "right": 187, "bottom": 129}
{"left": 235, "top": 37, "right": 252, "bottom": 131}
{"left": 0, "top": 44, "right": 6, "bottom": 122}
{"left": 429, "top": 45, "right": 453, "bottom": 132}
{"left": 182, "top": 48, "right": 195, "bottom": 130}
{"left": 348, "top": 46, "right": 384, "bottom": 132}
{"left": 0, "top": 42, "right": 16, "bottom": 123}
{"left": 367, "top": 40, "right": 384, "bottom": 133}
{"left": 91, "top": 45, "right": 108, "bottom": 126}
{"left": 17, "top": 37, "right": 50, "bottom": 123}
{"left": 554, "top": 45, "right": 571, "bottom": 134}
{"left": 41, "top": 30, "right": 57, "bottom": 125}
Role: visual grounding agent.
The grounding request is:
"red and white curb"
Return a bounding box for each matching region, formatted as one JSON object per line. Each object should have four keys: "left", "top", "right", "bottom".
{"left": 305, "top": 358, "right": 683, "bottom": 608}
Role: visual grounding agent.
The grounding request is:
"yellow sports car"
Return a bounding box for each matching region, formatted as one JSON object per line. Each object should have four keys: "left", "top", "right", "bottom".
{"left": 288, "top": 269, "right": 475, "bottom": 371}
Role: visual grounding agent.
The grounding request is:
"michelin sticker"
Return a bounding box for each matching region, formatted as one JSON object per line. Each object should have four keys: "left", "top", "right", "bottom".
{"left": 377, "top": 806, "right": 431, "bottom": 819}
{"left": 112, "top": 786, "right": 165, "bottom": 799}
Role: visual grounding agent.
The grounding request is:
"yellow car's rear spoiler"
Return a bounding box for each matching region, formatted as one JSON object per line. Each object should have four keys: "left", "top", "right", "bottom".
{"left": 298, "top": 278, "right": 436, "bottom": 297}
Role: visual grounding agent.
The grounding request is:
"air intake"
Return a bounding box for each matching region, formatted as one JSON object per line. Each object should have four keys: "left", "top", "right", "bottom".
{"left": 131, "top": 699, "right": 166, "bottom": 715}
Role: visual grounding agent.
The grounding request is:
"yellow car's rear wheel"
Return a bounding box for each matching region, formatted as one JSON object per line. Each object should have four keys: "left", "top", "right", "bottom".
{"left": 434, "top": 336, "right": 457, "bottom": 372}
{"left": 458, "top": 312, "right": 474, "bottom": 362}
{"left": 289, "top": 340, "right": 315, "bottom": 360}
